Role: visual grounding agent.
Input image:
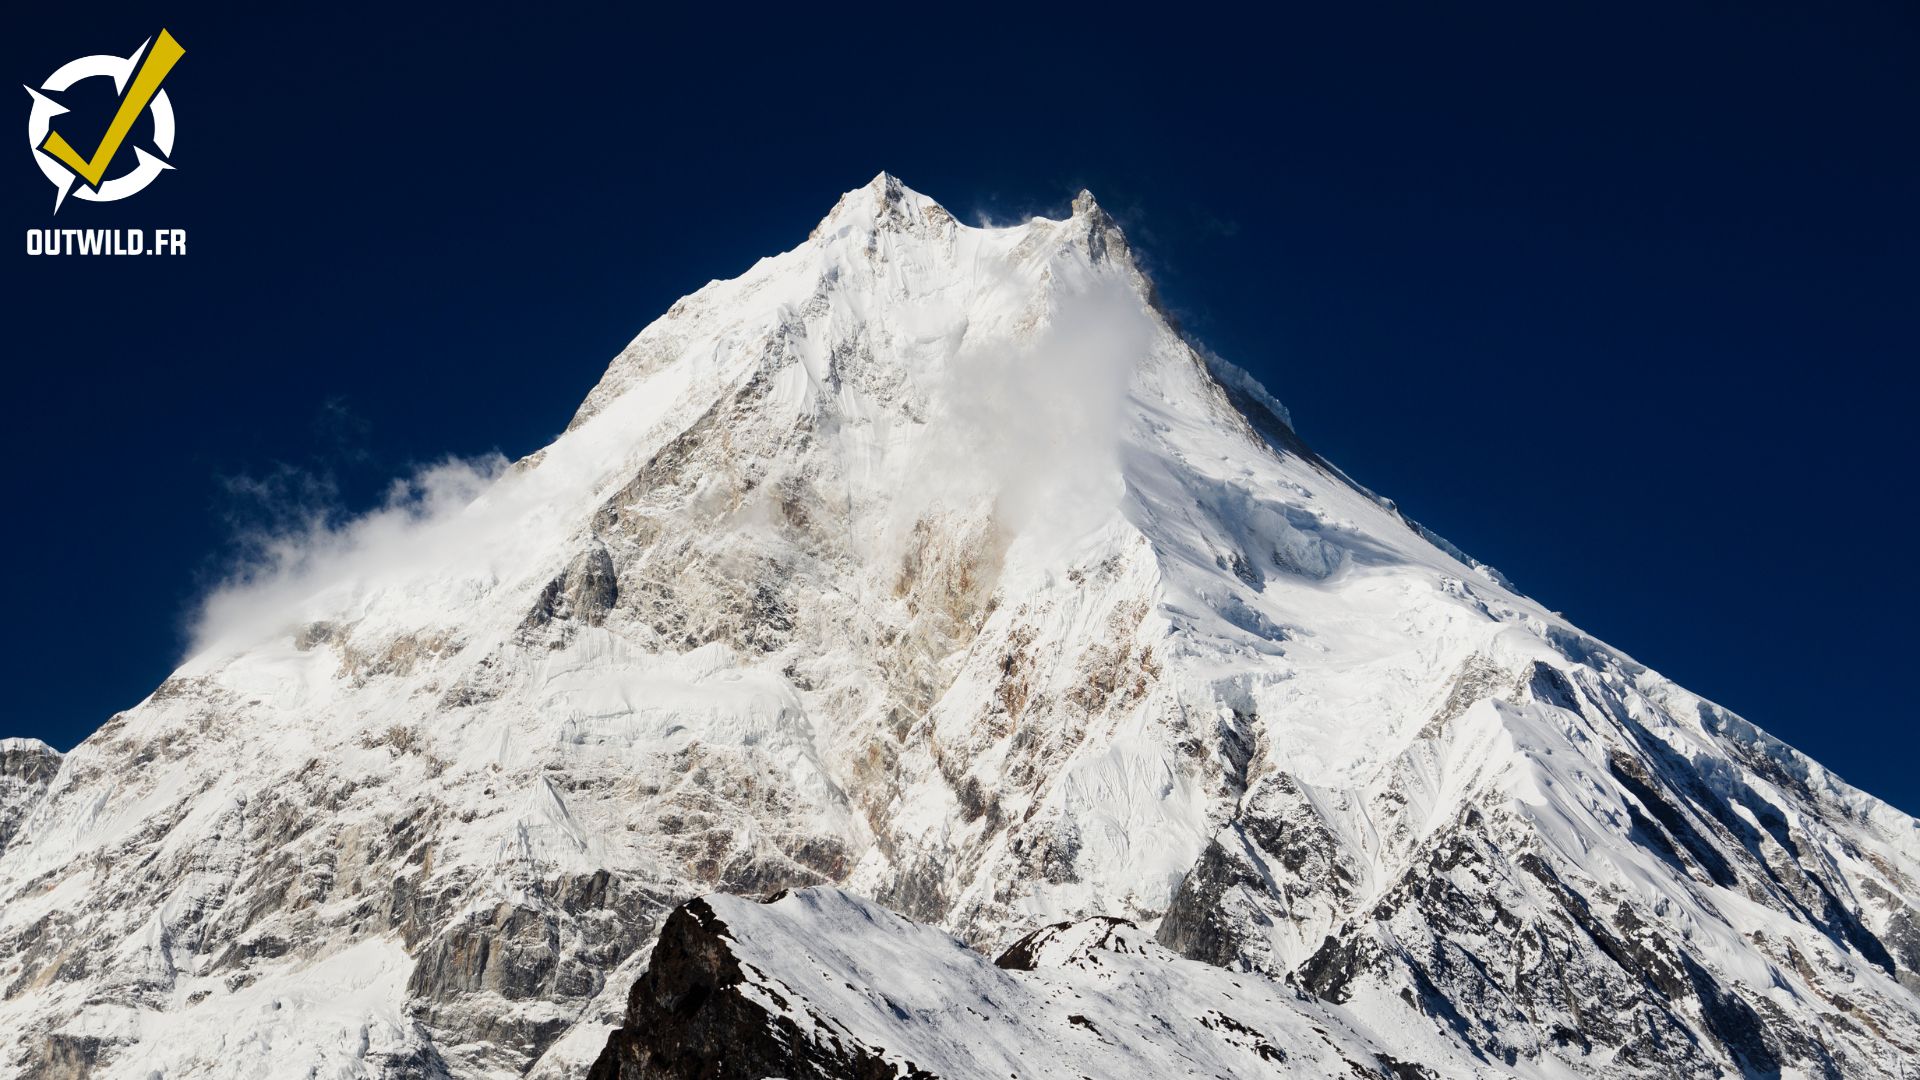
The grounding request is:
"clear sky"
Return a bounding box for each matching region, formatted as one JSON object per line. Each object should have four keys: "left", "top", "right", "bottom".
{"left": 8, "top": 5, "right": 1916, "bottom": 813}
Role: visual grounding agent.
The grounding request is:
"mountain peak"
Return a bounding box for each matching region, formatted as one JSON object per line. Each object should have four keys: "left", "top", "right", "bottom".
{"left": 1066, "top": 187, "right": 1135, "bottom": 269}
{"left": 815, "top": 175, "right": 1126, "bottom": 257}
{"left": 812, "top": 171, "right": 953, "bottom": 240}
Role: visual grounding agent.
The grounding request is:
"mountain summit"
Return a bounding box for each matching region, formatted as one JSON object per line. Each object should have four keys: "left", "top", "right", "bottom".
{"left": 2, "top": 177, "right": 1915, "bottom": 1079}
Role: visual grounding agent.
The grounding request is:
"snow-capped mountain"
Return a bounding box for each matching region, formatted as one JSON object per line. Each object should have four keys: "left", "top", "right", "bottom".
{"left": 1, "top": 174, "right": 1915, "bottom": 1079}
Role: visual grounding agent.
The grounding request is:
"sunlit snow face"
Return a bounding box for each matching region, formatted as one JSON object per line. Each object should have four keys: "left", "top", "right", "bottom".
{"left": 187, "top": 234, "right": 1161, "bottom": 661}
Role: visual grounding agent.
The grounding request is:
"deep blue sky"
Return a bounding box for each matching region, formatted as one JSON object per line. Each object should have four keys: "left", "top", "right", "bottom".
{"left": 9, "top": 5, "right": 1916, "bottom": 814}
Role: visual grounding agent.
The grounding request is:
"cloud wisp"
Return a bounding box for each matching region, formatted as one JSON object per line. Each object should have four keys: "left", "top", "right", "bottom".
{"left": 189, "top": 455, "right": 510, "bottom": 657}
{"left": 890, "top": 277, "right": 1153, "bottom": 562}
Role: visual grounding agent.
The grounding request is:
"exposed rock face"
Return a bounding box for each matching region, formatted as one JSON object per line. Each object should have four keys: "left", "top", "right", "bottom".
{"left": 586, "top": 898, "right": 911, "bottom": 1080}
{"left": 520, "top": 544, "right": 620, "bottom": 644}
{"left": 0, "top": 739, "right": 60, "bottom": 859}
{"left": 1166, "top": 651, "right": 1920, "bottom": 1077}
{"left": 0, "top": 175, "right": 1914, "bottom": 1078}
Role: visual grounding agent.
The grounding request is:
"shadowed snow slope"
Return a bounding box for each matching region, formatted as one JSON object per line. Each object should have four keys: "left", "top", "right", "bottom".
{"left": 1, "top": 175, "right": 1915, "bottom": 1079}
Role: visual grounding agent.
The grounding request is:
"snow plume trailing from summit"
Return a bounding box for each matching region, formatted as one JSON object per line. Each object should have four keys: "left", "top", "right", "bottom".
{"left": 2, "top": 174, "right": 1916, "bottom": 1080}
{"left": 901, "top": 277, "right": 1144, "bottom": 557}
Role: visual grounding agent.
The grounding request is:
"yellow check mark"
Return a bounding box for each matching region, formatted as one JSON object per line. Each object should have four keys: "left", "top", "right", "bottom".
{"left": 40, "top": 29, "right": 185, "bottom": 187}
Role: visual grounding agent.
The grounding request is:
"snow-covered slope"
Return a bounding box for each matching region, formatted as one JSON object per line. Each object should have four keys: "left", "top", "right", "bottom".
{"left": 1, "top": 174, "right": 1915, "bottom": 1079}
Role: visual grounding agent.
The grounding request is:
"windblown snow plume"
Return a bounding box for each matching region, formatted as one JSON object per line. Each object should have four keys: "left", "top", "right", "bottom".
{"left": 898, "top": 277, "right": 1145, "bottom": 558}
{"left": 193, "top": 455, "right": 510, "bottom": 653}
{"left": 1, "top": 174, "right": 1914, "bottom": 1080}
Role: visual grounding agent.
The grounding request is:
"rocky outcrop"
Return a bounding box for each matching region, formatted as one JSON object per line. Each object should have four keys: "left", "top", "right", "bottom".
{"left": 520, "top": 543, "right": 620, "bottom": 644}
{"left": 0, "top": 738, "right": 59, "bottom": 859}
{"left": 587, "top": 898, "right": 913, "bottom": 1080}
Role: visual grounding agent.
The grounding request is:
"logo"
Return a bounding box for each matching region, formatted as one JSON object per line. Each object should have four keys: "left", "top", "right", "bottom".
{"left": 24, "top": 29, "right": 184, "bottom": 213}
